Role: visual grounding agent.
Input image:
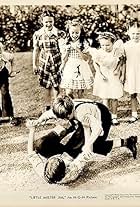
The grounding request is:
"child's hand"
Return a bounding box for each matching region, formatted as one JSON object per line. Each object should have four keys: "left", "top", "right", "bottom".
{"left": 9, "top": 71, "right": 20, "bottom": 77}
{"left": 76, "top": 47, "right": 88, "bottom": 61}
{"left": 113, "top": 69, "right": 119, "bottom": 76}
{"left": 33, "top": 66, "right": 38, "bottom": 75}
{"left": 102, "top": 75, "right": 108, "bottom": 81}
{"left": 59, "top": 64, "right": 65, "bottom": 72}
{"left": 75, "top": 46, "right": 80, "bottom": 51}
{"left": 58, "top": 119, "right": 72, "bottom": 129}
{"left": 26, "top": 119, "right": 37, "bottom": 128}
{"left": 71, "top": 42, "right": 77, "bottom": 49}
{"left": 119, "top": 75, "right": 125, "bottom": 84}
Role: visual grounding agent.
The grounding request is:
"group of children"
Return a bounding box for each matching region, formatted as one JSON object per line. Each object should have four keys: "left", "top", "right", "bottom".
{"left": 33, "top": 13, "right": 140, "bottom": 126}
{"left": 27, "top": 14, "right": 140, "bottom": 184}
{"left": 0, "top": 13, "right": 139, "bottom": 128}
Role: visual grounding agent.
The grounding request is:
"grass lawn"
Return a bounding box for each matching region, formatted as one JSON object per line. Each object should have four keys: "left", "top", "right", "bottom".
{"left": 0, "top": 52, "right": 140, "bottom": 205}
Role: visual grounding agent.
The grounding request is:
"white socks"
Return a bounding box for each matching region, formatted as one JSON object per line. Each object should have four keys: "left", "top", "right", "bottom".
{"left": 112, "top": 114, "right": 117, "bottom": 119}
{"left": 111, "top": 114, "right": 119, "bottom": 125}
{"left": 132, "top": 112, "right": 138, "bottom": 118}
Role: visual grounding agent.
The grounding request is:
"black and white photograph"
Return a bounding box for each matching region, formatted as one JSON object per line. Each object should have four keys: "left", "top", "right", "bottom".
{"left": 0, "top": 1, "right": 140, "bottom": 207}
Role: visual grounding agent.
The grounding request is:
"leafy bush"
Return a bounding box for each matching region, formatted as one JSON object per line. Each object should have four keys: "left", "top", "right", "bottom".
{"left": 0, "top": 5, "right": 139, "bottom": 51}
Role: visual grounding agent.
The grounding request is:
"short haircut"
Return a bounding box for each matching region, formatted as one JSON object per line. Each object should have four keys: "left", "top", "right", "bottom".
{"left": 44, "top": 156, "right": 66, "bottom": 184}
{"left": 128, "top": 21, "right": 140, "bottom": 29}
{"left": 41, "top": 11, "right": 54, "bottom": 20}
{"left": 128, "top": 23, "right": 140, "bottom": 33}
{"left": 52, "top": 95, "right": 74, "bottom": 119}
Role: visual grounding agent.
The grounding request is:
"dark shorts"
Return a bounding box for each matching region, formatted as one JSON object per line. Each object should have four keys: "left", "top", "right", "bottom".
{"left": 0, "top": 67, "right": 9, "bottom": 85}
{"left": 34, "top": 120, "right": 85, "bottom": 159}
{"left": 35, "top": 102, "right": 113, "bottom": 159}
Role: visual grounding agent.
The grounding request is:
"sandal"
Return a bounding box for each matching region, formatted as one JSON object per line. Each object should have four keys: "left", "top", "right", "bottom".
{"left": 128, "top": 116, "right": 138, "bottom": 124}
{"left": 111, "top": 118, "right": 120, "bottom": 126}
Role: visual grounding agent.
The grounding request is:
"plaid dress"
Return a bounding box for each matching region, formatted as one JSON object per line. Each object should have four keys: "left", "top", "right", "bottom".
{"left": 33, "top": 27, "right": 65, "bottom": 88}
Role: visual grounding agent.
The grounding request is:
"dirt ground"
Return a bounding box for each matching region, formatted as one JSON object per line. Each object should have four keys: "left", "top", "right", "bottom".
{"left": 0, "top": 52, "right": 140, "bottom": 207}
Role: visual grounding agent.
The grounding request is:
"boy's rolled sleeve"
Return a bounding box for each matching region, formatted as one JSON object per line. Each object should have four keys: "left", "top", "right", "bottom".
{"left": 37, "top": 109, "right": 56, "bottom": 124}
{"left": 28, "top": 151, "right": 46, "bottom": 180}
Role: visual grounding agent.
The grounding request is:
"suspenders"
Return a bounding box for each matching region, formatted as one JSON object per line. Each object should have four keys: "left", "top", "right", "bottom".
{"left": 74, "top": 100, "right": 97, "bottom": 110}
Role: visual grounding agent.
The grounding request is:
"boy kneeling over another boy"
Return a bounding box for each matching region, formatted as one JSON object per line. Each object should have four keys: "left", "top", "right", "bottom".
{"left": 27, "top": 95, "right": 137, "bottom": 184}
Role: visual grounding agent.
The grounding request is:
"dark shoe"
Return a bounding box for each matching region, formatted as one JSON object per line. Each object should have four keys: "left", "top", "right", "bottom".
{"left": 10, "top": 117, "right": 20, "bottom": 126}
{"left": 126, "top": 136, "right": 138, "bottom": 159}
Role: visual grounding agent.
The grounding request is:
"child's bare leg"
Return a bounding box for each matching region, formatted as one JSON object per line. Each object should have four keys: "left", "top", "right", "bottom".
{"left": 129, "top": 93, "right": 138, "bottom": 123}
{"left": 45, "top": 88, "right": 52, "bottom": 110}
{"left": 51, "top": 87, "right": 59, "bottom": 103}
{"left": 112, "top": 99, "right": 118, "bottom": 115}
{"left": 131, "top": 93, "right": 137, "bottom": 112}
{"left": 66, "top": 89, "right": 74, "bottom": 99}
{"left": 78, "top": 89, "right": 84, "bottom": 98}
{"left": 111, "top": 99, "right": 119, "bottom": 125}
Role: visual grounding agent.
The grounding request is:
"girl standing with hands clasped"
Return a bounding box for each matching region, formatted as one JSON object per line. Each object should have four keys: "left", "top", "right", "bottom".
{"left": 90, "top": 32, "right": 126, "bottom": 125}
{"left": 33, "top": 12, "right": 66, "bottom": 111}
{"left": 60, "top": 22, "right": 93, "bottom": 98}
{"left": 124, "top": 23, "right": 140, "bottom": 123}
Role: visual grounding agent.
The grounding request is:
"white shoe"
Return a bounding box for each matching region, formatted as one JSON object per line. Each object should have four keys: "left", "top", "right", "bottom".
{"left": 111, "top": 118, "right": 120, "bottom": 126}
{"left": 128, "top": 116, "right": 138, "bottom": 123}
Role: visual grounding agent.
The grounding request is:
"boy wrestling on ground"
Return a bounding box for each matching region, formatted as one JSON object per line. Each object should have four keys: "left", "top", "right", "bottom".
{"left": 26, "top": 95, "right": 137, "bottom": 184}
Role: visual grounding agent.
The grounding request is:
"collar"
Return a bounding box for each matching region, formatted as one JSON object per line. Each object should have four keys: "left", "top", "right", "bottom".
{"left": 61, "top": 152, "right": 74, "bottom": 166}
{"left": 44, "top": 26, "right": 58, "bottom": 37}
{"left": 0, "top": 65, "right": 5, "bottom": 71}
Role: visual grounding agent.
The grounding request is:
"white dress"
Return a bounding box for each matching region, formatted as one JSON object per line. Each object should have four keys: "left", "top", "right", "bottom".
{"left": 89, "top": 41, "right": 124, "bottom": 99}
{"left": 124, "top": 41, "right": 140, "bottom": 94}
{"left": 60, "top": 41, "right": 94, "bottom": 90}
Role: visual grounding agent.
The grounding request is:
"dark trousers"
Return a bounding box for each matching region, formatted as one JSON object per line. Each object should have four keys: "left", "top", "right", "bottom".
{"left": 34, "top": 132, "right": 65, "bottom": 158}
{"left": 34, "top": 121, "right": 85, "bottom": 159}
{"left": 93, "top": 102, "right": 113, "bottom": 155}
{"left": 0, "top": 67, "right": 14, "bottom": 117}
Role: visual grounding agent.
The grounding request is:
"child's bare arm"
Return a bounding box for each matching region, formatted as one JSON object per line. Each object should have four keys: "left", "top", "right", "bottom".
{"left": 27, "top": 126, "right": 46, "bottom": 180}
{"left": 95, "top": 62, "right": 108, "bottom": 81}
{"left": 33, "top": 47, "right": 40, "bottom": 74}
{"left": 9, "top": 55, "right": 14, "bottom": 74}
{"left": 119, "top": 62, "right": 126, "bottom": 84}
{"left": 58, "top": 150, "right": 94, "bottom": 184}
{"left": 60, "top": 52, "right": 69, "bottom": 72}
{"left": 28, "top": 127, "right": 35, "bottom": 154}
{"left": 26, "top": 109, "right": 56, "bottom": 127}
